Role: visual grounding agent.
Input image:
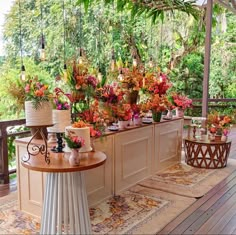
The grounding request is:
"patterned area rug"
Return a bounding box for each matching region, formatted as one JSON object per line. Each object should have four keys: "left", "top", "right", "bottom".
{"left": 0, "top": 192, "right": 40, "bottom": 235}
{"left": 0, "top": 186, "right": 195, "bottom": 235}
{"left": 139, "top": 159, "right": 236, "bottom": 198}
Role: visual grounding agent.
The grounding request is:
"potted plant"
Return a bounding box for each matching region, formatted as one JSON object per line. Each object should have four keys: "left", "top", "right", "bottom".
{"left": 171, "top": 93, "right": 192, "bottom": 117}
{"left": 64, "top": 131, "right": 85, "bottom": 166}
{"left": 143, "top": 94, "right": 170, "bottom": 122}
{"left": 207, "top": 112, "right": 233, "bottom": 141}
{"left": 110, "top": 103, "right": 132, "bottom": 129}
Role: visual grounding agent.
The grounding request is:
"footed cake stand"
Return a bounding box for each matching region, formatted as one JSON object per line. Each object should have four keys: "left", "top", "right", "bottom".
{"left": 22, "top": 125, "right": 53, "bottom": 164}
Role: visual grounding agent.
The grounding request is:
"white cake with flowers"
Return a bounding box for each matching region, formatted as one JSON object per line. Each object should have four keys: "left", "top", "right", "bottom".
{"left": 25, "top": 101, "right": 53, "bottom": 126}
{"left": 65, "top": 121, "right": 92, "bottom": 153}
{"left": 48, "top": 109, "right": 71, "bottom": 133}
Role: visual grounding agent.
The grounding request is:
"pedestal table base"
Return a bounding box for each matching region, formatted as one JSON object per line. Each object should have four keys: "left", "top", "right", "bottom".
{"left": 40, "top": 172, "right": 91, "bottom": 234}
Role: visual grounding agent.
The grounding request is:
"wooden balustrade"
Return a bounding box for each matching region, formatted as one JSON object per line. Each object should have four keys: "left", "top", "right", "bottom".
{"left": 0, "top": 119, "right": 30, "bottom": 185}
{"left": 192, "top": 98, "right": 236, "bottom": 109}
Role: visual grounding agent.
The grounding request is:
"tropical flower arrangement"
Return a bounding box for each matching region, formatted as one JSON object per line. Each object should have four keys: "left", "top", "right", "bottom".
{"left": 207, "top": 112, "right": 233, "bottom": 136}
{"left": 171, "top": 93, "right": 192, "bottom": 110}
{"left": 72, "top": 120, "right": 88, "bottom": 128}
{"left": 119, "top": 67, "right": 143, "bottom": 91}
{"left": 66, "top": 61, "right": 99, "bottom": 102}
{"left": 64, "top": 131, "right": 85, "bottom": 149}
{"left": 53, "top": 98, "right": 70, "bottom": 110}
{"left": 147, "top": 73, "right": 172, "bottom": 96}
{"left": 110, "top": 103, "right": 132, "bottom": 121}
{"left": 143, "top": 94, "right": 170, "bottom": 113}
{"left": 95, "top": 84, "right": 124, "bottom": 104}
{"left": 131, "top": 103, "right": 142, "bottom": 119}
{"left": 78, "top": 99, "right": 109, "bottom": 124}
{"left": 24, "top": 76, "right": 52, "bottom": 109}
{"left": 53, "top": 87, "right": 73, "bottom": 110}
{"left": 90, "top": 125, "right": 103, "bottom": 138}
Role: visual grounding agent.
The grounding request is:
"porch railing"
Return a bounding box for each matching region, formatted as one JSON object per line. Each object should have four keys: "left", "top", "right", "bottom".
{"left": 0, "top": 119, "right": 30, "bottom": 184}
{"left": 191, "top": 98, "right": 236, "bottom": 116}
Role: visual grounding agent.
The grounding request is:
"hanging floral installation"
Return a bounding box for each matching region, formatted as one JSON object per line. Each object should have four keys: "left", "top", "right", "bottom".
{"left": 17, "top": 0, "right": 199, "bottom": 135}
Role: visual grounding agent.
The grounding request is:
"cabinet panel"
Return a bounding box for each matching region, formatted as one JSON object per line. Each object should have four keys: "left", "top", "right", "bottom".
{"left": 153, "top": 119, "right": 183, "bottom": 173}
{"left": 16, "top": 144, "right": 44, "bottom": 218}
{"left": 114, "top": 126, "right": 153, "bottom": 193}
{"left": 85, "top": 135, "right": 114, "bottom": 206}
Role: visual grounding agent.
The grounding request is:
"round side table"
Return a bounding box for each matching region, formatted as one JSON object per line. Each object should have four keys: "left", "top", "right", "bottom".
{"left": 21, "top": 151, "right": 106, "bottom": 234}
{"left": 184, "top": 138, "right": 231, "bottom": 169}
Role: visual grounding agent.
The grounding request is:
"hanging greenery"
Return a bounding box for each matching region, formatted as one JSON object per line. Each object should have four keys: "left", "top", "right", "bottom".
{"left": 76, "top": 0, "right": 200, "bottom": 22}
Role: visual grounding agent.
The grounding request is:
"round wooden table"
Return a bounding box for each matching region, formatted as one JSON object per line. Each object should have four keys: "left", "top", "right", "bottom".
{"left": 184, "top": 138, "right": 231, "bottom": 169}
{"left": 21, "top": 151, "right": 106, "bottom": 234}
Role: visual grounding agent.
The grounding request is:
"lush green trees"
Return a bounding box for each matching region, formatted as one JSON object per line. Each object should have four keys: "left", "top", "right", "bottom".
{"left": 0, "top": 0, "right": 235, "bottom": 120}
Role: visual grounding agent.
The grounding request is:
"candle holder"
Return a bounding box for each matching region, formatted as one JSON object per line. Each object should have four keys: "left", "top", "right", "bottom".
{"left": 22, "top": 125, "right": 53, "bottom": 164}
{"left": 51, "top": 133, "right": 64, "bottom": 153}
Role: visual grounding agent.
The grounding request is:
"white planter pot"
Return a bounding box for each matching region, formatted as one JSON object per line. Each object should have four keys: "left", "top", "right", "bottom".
{"left": 221, "top": 135, "right": 227, "bottom": 142}
{"left": 133, "top": 117, "right": 142, "bottom": 126}
{"left": 118, "top": 120, "right": 129, "bottom": 129}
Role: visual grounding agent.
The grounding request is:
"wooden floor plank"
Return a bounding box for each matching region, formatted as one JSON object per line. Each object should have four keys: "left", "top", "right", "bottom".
{"left": 220, "top": 214, "right": 236, "bottom": 234}
{"left": 168, "top": 175, "right": 236, "bottom": 235}
{"left": 158, "top": 171, "right": 236, "bottom": 234}
{"left": 195, "top": 190, "right": 236, "bottom": 234}
{"left": 209, "top": 203, "right": 236, "bottom": 234}
{"left": 182, "top": 184, "right": 236, "bottom": 234}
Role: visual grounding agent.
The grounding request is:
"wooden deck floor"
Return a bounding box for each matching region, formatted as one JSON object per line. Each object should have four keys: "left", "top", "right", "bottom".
{"left": 158, "top": 127, "right": 236, "bottom": 235}
{"left": 1, "top": 128, "right": 236, "bottom": 233}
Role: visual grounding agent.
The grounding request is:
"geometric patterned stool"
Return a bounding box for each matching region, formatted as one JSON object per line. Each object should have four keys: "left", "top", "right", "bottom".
{"left": 184, "top": 138, "right": 231, "bottom": 169}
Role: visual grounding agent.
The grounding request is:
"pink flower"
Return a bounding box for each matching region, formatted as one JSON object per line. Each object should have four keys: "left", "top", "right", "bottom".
{"left": 25, "top": 84, "right": 30, "bottom": 93}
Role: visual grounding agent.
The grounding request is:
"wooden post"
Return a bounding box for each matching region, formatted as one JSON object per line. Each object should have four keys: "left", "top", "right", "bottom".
{"left": 202, "top": 0, "right": 213, "bottom": 118}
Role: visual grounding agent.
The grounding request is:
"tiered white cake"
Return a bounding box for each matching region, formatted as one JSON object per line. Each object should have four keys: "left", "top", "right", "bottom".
{"left": 65, "top": 126, "right": 92, "bottom": 153}
{"left": 48, "top": 110, "right": 71, "bottom": 133}
{"left": 25, "top": 101, "right": 53, "bottom": 126}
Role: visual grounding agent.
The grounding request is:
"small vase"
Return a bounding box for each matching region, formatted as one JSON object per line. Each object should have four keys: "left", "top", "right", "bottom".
{"left": 221, "top": 135, "right": 227, "bottom": 142}
{"left": 118, "top": 120, "right": 129, "bottom": 129}
{"left": 152, "top": 111, "right": 162, "bottom": 122}
{"left": 69, "top": 148, "right": 80, "bottom": 166}
{"left": 209, "top": 133, "right": 215, "bottom": 141}
{"left": 133, "top": 117, "right": 142, "bottom": 126}
{"left": 175, "top": 108, "right": 184, "bottom": 118}
{"left": 166, "top": 109, "right": 173, "bottom": 119}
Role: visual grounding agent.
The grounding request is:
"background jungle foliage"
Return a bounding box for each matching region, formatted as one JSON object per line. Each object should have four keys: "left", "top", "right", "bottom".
{"left": 0, "top": 0, "right": 235, "bottom": 120}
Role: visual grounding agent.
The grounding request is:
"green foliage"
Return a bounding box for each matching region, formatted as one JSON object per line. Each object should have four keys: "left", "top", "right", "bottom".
{"left": 0, "top": 58, "right": 52, "bottom": 120}
{"left": 0, "top": 0, "right": 235, "bottom": 121}
{"left": 7, "top": 125, "right": 29, "bottom": 167}
{"left": 170, "top": 52, "right": 204, "bottom": 98}
{"left": 7, "top": 136, "right": 16, "bottom": 167}
{"left": 77, "top": 0, "right": 200, "bottom": 22}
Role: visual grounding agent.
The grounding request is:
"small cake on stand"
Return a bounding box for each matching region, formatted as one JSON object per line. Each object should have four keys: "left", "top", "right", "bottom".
{"left": 47, "top": 109, "right": 71, "bottom": 153}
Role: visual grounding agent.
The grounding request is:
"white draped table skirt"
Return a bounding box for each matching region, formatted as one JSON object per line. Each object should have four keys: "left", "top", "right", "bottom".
{"left": 40, "top": 171, "right": 91, "bottom": 234}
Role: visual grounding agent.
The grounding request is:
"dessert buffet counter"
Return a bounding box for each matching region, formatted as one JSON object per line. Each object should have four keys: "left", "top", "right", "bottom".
{"left": 15, "top": 118, "right": 183, "bottom": 218}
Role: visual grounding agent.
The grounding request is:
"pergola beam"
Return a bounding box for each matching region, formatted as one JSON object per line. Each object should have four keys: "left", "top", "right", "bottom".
{"left": 202, "top": 0, "right": 213, "bottom": 118}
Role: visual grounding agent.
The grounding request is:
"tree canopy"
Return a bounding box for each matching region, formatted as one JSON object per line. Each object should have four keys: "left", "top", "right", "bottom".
{"left": 0, "top": 0, "right": 235, "bottom": 120}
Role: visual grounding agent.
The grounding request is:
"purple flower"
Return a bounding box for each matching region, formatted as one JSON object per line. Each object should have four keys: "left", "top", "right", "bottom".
{"left": 87, "top": 76, "right": 98, "bottom": 89}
